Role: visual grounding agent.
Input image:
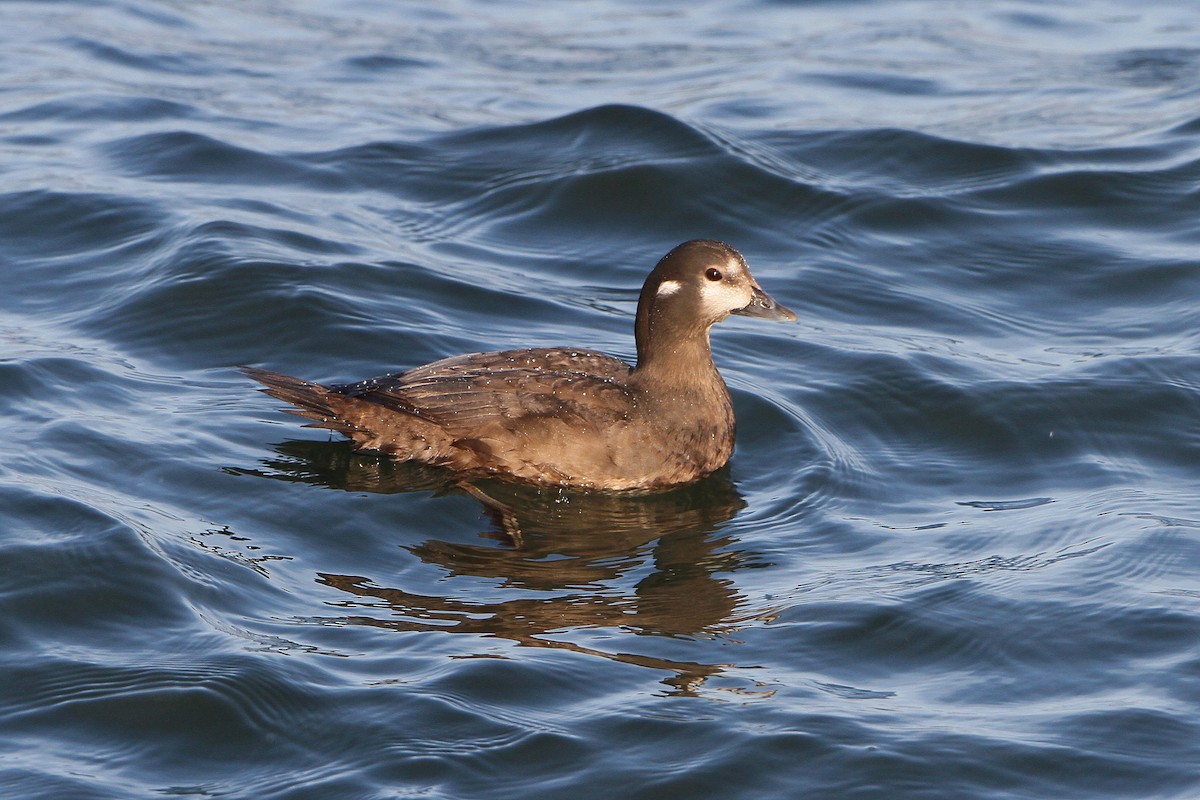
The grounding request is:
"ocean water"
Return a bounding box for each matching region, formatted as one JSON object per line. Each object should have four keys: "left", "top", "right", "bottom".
{"left": 3, "top": 0, "right": 1199, "bottom": 797}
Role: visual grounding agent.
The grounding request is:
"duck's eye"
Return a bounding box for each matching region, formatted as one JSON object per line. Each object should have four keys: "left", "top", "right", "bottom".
{"left": 705, "top": 268, "right": 723, "bottom": 282}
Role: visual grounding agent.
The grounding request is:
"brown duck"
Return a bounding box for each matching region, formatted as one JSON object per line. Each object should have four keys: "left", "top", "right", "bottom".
{"left": 243, "top": 240, "right": 795, "bottom": 491}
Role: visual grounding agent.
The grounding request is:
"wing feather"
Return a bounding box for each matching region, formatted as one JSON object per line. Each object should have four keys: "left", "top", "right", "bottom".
{"left": 330, "top": 348, "right": 634, "bottom": 435}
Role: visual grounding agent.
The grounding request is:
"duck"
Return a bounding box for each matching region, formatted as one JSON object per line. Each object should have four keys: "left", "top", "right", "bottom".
{"left": 242, "top": 240, "right": 795, "bottom": 491}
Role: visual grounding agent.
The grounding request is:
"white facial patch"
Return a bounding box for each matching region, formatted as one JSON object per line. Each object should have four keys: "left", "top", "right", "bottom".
{"left": 699, "top": 256, "right": 754, "bottom": 317}
{"left": 656, "top": 279, "right": 683, "bottom": 297}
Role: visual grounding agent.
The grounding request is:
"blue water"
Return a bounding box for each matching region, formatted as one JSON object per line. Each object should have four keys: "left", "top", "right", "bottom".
{"left": 3, "top": 1, "right": 1200, "bottom": 797}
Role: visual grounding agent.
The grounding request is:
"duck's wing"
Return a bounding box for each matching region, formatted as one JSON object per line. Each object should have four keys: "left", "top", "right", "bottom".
{"left": 331, "top": 348, "right": 635, "bottom": 435}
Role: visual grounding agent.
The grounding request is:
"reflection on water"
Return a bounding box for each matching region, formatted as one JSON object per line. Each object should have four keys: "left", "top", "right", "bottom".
{"left": 235, "top": 440, "right": 775, "bottom": 695}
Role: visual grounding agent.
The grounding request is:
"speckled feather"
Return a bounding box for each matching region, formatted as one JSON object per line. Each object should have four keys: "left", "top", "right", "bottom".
{"left": 339, "top": 349, "right": 633, "bottom": 428}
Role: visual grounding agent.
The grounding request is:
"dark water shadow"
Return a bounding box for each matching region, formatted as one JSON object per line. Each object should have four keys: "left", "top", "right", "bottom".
{"left": 232, "top": 440, "right": 772, "bottom": 695}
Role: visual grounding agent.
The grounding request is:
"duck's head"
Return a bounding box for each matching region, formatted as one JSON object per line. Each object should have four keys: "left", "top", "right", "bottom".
{"left": 635, "top": 240, "right": 795, "bottom": 365}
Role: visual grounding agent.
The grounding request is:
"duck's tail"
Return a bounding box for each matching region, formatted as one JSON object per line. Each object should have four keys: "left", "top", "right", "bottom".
{"left": 240, "top": 366, "right": 362, "bottom": 437}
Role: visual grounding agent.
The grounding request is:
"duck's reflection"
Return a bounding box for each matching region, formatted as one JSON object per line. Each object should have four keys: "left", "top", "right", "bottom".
{"left": 238, "top": 439, "right": 772, "bottom": 695}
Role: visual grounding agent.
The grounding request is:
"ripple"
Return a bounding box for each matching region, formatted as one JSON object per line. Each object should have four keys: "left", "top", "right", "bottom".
{"left": 958, "top": 497, "right": 1054, "bottom": 512}
{"left": 0, "top": 93, "right": 198, "bottom": 124}
{"left": 63, "top": 36, "right": 218, "bottom": 76}
{"left": 5, "top": 1, "right": 1200, "bottom": 797}
{"left": 0, "top": 190, "right": 166, "bottom": 263}
{"left": 103, "top": 131, "right": 353, "bottom": 189}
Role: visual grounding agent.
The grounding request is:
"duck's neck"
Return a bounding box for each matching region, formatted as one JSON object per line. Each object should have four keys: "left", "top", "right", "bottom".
{"left": 632, "top": 313, "right": 725, "bottom": 395}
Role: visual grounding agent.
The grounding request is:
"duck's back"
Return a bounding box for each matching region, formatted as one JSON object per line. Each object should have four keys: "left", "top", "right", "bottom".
{"left": 337, "top": 348, "right": 635, "bottom": 444}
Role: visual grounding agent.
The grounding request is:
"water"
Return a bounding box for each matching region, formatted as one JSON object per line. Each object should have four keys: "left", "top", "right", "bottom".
{"left": 3, "top": 0, "right": 1199, "bottom": 797}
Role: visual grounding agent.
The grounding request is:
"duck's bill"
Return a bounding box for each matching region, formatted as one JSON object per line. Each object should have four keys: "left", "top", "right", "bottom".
{"left": 733, "top": 286, "right": 797, "bottom": 321}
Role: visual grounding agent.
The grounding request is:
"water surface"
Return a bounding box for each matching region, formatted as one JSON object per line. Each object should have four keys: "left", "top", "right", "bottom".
{"left": 3, "top": 1, "right": 1200, "bottom": 798}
